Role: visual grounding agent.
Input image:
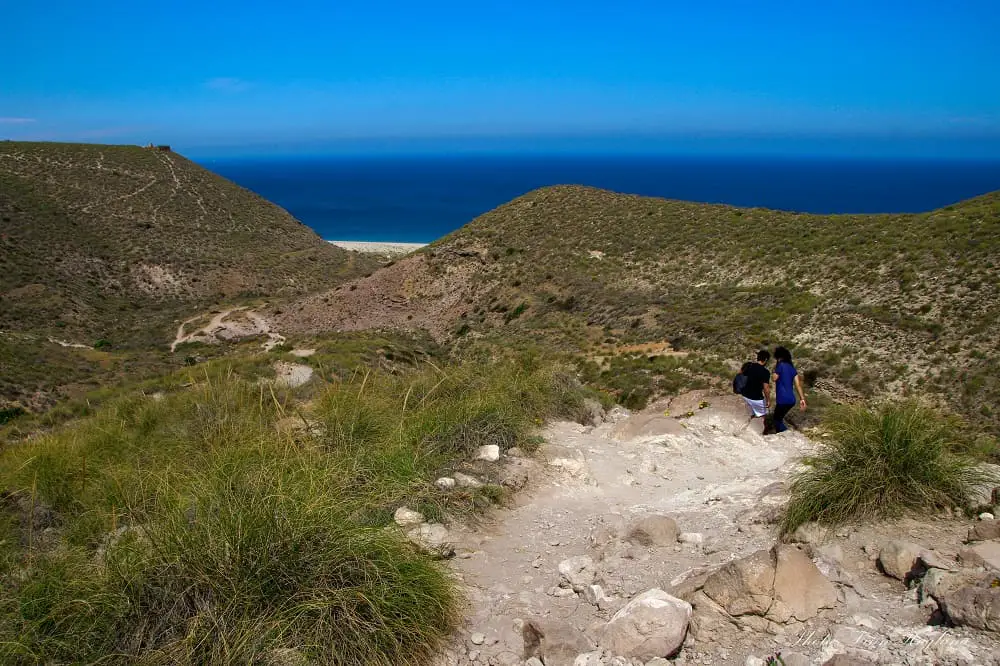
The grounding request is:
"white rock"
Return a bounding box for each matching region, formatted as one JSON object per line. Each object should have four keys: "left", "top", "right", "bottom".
{"left": 405, "top": 523, "right": 454, "bottom": 557}
{"left": 435, "top": 477, "right": 456, "bottom": 490}
{"left": 744, "top": 658, "right": 765, "bottom": 666}
{"left": 678, "top": 532, "right": 704, "bottom": 546}
{"left": 597, "top": 588, "right": 691, "bottom": 660}
{"left": 582, "top": 584, "right": 611, "bottom": 606}
{"left": 558, "top": 555, "right": 596, "bottom": 592}
{"left": 979, "top": 512, "right": 995, "bottom": 521}
{"left": 573, "top": 652, "right": 604, "bottom": 666}
{"left": 476, "top": 444, "right": 500, "bottom": 462}
{"left": 453, "top": 472, "right": 483, "bottom": 488}
{"left": 470, "top": 632, "right": 485, "bottom": 645}
{"left": 393, "top": 506, "right": 425, "bottom": 528}
{"left": 526, "top": 659, "right": 544, "bottom": 666}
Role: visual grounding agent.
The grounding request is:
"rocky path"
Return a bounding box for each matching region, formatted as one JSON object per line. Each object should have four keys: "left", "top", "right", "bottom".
{"left": 430, "top": 393, "right": 1000, "bottom": 666}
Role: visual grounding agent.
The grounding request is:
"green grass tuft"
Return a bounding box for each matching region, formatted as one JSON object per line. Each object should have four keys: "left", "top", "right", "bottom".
{"left": 0, "top": 354, "right": 582, "bottom": 663}
{"left": 782, "top": 401, "right": 1000, "bottom": 533}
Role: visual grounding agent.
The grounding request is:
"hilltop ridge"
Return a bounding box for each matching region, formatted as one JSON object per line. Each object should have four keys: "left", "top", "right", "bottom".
{"left": 0, "top": 141, "right": 377, "bottom": 409}
{"left": 273, "top": 184, "right": 1000, "bottom": 435}
{"left": 0, "top": 141, "right": 375, "bottom": 340}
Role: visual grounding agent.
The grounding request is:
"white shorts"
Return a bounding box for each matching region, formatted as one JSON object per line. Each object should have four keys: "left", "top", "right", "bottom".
{"left": 743, "top": 397, "right": 767, "bottom": 418}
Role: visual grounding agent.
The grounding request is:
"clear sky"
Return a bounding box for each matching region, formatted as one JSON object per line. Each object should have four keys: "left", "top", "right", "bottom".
{"left": 3, "top": 0, "right": 999, "bottom": 157}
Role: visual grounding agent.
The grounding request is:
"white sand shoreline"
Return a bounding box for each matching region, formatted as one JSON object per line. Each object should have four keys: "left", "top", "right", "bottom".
{"left": 328, "top": 240, "right": 427, "bottom": 256}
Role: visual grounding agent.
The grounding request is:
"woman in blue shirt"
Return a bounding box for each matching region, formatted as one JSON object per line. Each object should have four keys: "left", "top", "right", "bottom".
{"left": 772, "top": 346, "right": 807, "bottom": 433}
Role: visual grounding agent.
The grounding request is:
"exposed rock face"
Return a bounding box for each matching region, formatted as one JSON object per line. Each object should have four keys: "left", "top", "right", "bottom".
{"left": 701, "top": 545, "right": 837, "bottom": 622}
{"left": 878, "top": 540, "right": 924, "bottom": 580}
{"left": 625, "top": 515, "right": 679, "bottom": 547}
{"left": 940, "top": 576, "right": 1000, "bottom": 632}
{"left": 597, "top": 589, "right": 691, "bottom": 660}
{"left": 921, "top": 568, "right": 982, "bottom": 601}
{"left": 522, "top": 619, "right": 592, "bottom": 666}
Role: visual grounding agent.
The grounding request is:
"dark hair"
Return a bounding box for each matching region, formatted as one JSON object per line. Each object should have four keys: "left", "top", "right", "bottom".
{"left": 756, "top": 349, "right": 771, "bottom": 363}
{"left": 774, "top": 346, "right": 792, "bottom": 363}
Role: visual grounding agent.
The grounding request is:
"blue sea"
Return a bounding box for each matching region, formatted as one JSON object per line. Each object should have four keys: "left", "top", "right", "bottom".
{"left": 203, "top": 155, "right": 1000, "bottom": 243}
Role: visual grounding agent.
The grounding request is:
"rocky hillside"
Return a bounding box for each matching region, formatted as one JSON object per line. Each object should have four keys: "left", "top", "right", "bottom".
{"left": 0, "top": 141, "right": 375, "bottom": 341}
{"left": 274, "top": 185, "right": 1000, "bottom": 435}
{"left": 0, "top": 141, "right": 377, "bottom": 410}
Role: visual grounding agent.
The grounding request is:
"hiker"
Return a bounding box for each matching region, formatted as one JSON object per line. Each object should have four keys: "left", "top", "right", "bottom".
{"left": 739, "top": 349, "right": 772, "bottom": 422}
{"left": 772, "top": 345, "right": 807, "bottom": 433}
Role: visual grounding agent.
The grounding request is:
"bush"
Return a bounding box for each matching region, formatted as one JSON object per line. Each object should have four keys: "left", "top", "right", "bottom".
{"left": 783, "top": 401, "right": 1000, "bottom": 533}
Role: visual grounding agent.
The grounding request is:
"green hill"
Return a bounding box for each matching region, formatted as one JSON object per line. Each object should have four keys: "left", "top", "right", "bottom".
{"left": 279, "top": 185, "right": 1000, "bottom": 435}
{"left": 0, "top": 141, "right": 377, "bottom": 409}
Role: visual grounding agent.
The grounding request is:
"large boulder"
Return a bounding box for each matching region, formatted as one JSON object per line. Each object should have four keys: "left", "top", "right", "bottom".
{"left": 770, "top": 544, "right": 838, "bottom": 622}
{"left": 597, "top": 588, "right": 691, "bottom": 660}
{"left": 522, "top": 619, "right": 592, "bottom": 666}
{"left": 939, "top": 576, "right": 1000, "bottom": 632}
{"left": 968, "top": 520, "right": 1000, "bottom": 542}
{"left": 878, "top": 540, "right": 924, "bottom": 580}
{"left": 701, "top": 545, "right": 837, "bottom": 622}
{"left": 922, "top": 568, "right": 982, "bottom": 601}
{"left": 702, "top": 549, "right": 776, "bottom": 616}
{"left": 625, "top": 515, "right": 679, "bottom": 547}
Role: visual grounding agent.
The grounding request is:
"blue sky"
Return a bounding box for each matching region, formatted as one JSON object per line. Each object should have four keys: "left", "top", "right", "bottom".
{"left": 3, "top": 0, "right": 999, "bottom": 157}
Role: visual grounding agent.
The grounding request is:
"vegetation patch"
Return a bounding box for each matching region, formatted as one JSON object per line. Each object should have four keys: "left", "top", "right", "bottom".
{"left": 782, "top": 401, "right": 1000, "bottom": 533}
{"left": 0, "top": 354, "right": 586, "bottom": 663}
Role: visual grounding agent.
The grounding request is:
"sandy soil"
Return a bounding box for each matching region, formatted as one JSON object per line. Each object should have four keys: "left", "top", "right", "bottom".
{"left": 328, "top": 240, "right": 427, "bottom": 255}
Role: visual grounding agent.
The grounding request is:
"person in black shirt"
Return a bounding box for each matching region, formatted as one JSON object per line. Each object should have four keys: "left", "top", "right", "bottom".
{"left": 740, "top": 349, "right": 772, "bottom": 421}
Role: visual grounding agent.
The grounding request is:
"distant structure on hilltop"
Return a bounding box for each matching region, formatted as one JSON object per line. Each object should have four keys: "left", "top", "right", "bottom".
{"left": 143, "top": 143, "right": 172, "bottom": 152}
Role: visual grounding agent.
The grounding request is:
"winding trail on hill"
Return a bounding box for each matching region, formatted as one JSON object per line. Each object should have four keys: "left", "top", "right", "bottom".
{"left": 170, "top": 307, "right": 286, "bottom": 352}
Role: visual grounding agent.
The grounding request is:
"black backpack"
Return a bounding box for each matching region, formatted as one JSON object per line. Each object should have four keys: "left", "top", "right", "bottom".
{"left": 732, "top": 362, "right": 752, "bottom": 395}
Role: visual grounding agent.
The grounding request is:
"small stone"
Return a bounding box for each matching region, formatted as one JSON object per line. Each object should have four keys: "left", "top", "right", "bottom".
{"left": 558, "top": 555, "right": 596, "bottom": 592}
{"left": 744, "top": 658, "right": 765, "bottom": 666}
{"left": 678, "top": 532, "right": 704, "bottom": 546}
{"left": 626, "top": 515, "right": 679, "bottom": 547}
{"left": 468, "top": 650, "right": 480, "bottom": 661}
{"left": 878, "top": 540, "right": 924, "bottom": 580}
{"left": 968, "top": 519, "right": 1000, "bottom": 542}
{"left": 405, "top": 523, "right": 454, "bottom": 557}
{"left": 393, "top": 506, "right": 425, "bottom": 529}
{"left": 435, "top": 477, "right": 456, "bottom": 490}
{"left": 979, "top": 512, "right": 995, "bottom": 521}
{"left": 506, "top": 446, "right": 526, "bottom": 457}
{"left": 549, "top": 586, "right": 577, "bottom": 598}
{"left": 453, "top": 472, "right": 482, "bottom": 488}
{"left": 582, "top": 584, "right": 610, "bottom": 606}
{"left": 476, "top": 444, "right": 500, "bottom": 462}
{"left": 525, "top": 659, "right": 544, "bottom": 666}
{"left": 470, "top": 632, "right": 485, "bottom": 645}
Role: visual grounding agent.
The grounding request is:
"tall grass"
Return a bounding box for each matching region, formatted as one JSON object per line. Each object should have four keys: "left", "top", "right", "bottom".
{"left": 0, "top": 356, "right": 583, "bottom": 663}
{"left": 783, "top": 400, "right": 999, "bottom": 533}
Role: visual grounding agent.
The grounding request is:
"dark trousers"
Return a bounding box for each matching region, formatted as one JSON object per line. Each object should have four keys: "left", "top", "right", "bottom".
{"left": 773, "top": 402, "right": 795, "bottom": 433}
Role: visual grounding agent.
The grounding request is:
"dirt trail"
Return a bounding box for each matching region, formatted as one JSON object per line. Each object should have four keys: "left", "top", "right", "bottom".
{"left": 171, "top": 307, "right": 286, "bottom": 352}
{"left": 437, "top": 393, "right": 1000, "bottom": 666}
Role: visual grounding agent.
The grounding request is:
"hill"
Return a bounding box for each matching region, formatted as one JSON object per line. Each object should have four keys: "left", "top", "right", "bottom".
{"left": 274, "top": 185, "right": 1000, "bottom": 435}
{"left": 0, "top": 141, "right": 377, "bottom": 408}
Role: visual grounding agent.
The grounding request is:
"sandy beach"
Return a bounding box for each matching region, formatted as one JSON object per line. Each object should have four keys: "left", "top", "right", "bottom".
{"left": 328, "top": 241, "right": 427, "bottom": 256}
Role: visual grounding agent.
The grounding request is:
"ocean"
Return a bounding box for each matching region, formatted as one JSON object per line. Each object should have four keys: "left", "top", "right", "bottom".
{"left": 203, "top": 155, "right": 1000, "bottom": 243}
